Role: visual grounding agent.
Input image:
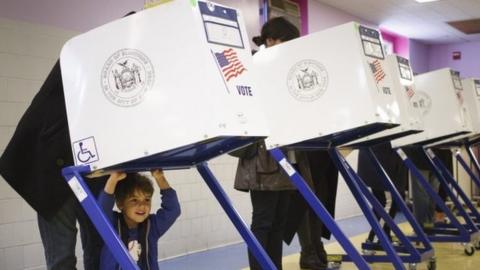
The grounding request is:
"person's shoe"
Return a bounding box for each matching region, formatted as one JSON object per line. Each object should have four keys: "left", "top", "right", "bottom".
{"left": 300, "top": 251, "right": 327, "bottom": 270}
{"left": 316, "top": 242, "right": 328, "bottom": 265}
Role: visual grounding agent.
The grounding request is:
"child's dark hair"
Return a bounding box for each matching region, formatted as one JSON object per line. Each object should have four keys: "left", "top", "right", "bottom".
{"left": 252, "top": 17, "right": 300, "bottom": 46}
{"left": 115, "top": 173, "right": 154, "bottom": 203}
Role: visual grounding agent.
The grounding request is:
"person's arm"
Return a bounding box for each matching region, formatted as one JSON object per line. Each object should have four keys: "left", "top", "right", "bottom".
{"left": 97, "top": 172, "right": 126, "bottom": 222}
{"left": 150, "top": 170, "right": 181, "bottom": 237}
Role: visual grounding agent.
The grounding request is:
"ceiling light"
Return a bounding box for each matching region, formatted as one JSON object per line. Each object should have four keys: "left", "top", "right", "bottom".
{"left": 415, "top": 0, "right": 440, "bottom": 3}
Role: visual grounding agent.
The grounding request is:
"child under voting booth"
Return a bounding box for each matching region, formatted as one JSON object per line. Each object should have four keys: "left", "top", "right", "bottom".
{"left": 60, "top": 0, "right": 269, "bottom": 172}
{"left": 252, "top": 22, "right": 401, "bottom": 149}
{"left": 347, "top": 54, "right": 424, "bottom": 146}
{"left": 392, "top": 68, "right": 472, "bottom": 148}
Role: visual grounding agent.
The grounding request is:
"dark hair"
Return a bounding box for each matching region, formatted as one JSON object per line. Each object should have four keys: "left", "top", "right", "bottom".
{"left": 115, "top": 173, "right": 154, "bottom": 203}
{"left": 252, "top": 17, "right": 300, "bottom": 47}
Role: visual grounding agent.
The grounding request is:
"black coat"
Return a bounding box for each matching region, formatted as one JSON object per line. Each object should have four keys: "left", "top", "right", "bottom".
{"left": 0, "top": 61, "right": 74, "bottom": 220}
{"left": 357, "top": 142, "right": 408, "bottom": 192}
{"left": 283, "top": 150, "right": 338, "bottom": 242}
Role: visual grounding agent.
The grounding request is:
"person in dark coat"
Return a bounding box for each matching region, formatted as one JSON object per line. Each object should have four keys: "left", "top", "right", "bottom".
{"left": 232, "top": 16, "right": 313, "bottom": 270}
{"left": 283, "top": 150, "right": 338, "bottom": 270}
{"left": 403, "top": 147, "right": 452, "bottom": 228}
{"left": 357, "top": 142, "right": 408, "bottom": 242}
{"left": 0, "top": 61, "right": 105, "bottom": 269}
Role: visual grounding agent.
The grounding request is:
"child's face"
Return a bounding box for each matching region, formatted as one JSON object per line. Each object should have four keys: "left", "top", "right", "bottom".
{"left": 118, "top": 189, "right": 152, "bottom": 227}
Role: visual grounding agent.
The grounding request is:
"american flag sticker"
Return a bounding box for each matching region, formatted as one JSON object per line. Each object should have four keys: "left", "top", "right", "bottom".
{"left": 405, "top": 86, "right": 415, "bottom": 99}
{"left": 369, "top": 59, "right": 385, "bottom": 84}
{"left": 214, "top": 48, "right": 247, "bottom": 82}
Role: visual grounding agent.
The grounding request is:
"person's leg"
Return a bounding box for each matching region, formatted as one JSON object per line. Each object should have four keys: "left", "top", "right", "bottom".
{"left": 367, "top": 189, "right": 387, "bottom": 242}
{"left": 267, "top": 190, "right": 292, "bottom": 270}
{"left": 249, "top": 190, "right": 280, "bottom": 270}
{"left": 38, "top": 196, "right": 78, "bottom": 270}
{"left": 411, "top": 170, "right": 438, "bottom": 227}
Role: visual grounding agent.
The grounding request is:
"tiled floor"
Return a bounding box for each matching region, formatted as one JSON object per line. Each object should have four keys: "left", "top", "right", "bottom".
{"left": 158, "top": 215, "right": 377, "bottom": 270}
{"left": 159, "top": 214, "right": 480, "bottom": 270}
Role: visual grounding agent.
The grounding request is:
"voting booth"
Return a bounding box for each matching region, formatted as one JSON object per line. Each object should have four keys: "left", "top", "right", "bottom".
{"left": 254, "top": 22, "right": 433, "bottom": 270}
{"left": 392, "top": 68, "right": 471, "bottom": 148}
{"left": 61, "top": 0, "right": 268, "bottom": 172}
{"left": 389, "top": 70, "right": 480, "bottom": 254}
{"left": 253, "top": 22, "right": 400, "bottom": 150}
{"left": 60, "top": 1, "right": 276, "bottom": 269}
{"left": 346, "top": 54, "right": 424, "bottom": 146}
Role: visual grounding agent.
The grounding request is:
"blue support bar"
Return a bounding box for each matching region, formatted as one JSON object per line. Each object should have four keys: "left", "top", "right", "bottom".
{"left": 196, "top": 162, "right": 277, "bottom": 270}
{"left": 364, "top": 148, "right": 433, "bottom": 254}
{"left": 395, "top": 148, "right": 471, "bottom": 241}
{"left": 268, "top": 148, "right": 371, "bottom": 270}
{"left": 62, "top": 166, "right": 139, "bottom": 270}
{"left": 328, "top": 148, "right": 405, "bottom": 270}
{"left": 426, "top": 149, "right": 480, "bottom": 229}
{"left": 454, "top": 150, "right": 480, "bottom": 196}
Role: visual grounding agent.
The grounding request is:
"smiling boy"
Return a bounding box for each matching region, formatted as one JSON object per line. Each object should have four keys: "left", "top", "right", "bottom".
{"left": 98, "top": 170, "right": 181, "bottom": 269}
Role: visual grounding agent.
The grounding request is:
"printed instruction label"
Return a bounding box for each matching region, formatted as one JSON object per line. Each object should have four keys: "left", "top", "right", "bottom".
{"left": 68, "top": 176, "right": 88, "bottom": 202}
{"left": 279, "top": 158, "right": 296, "bottom": 176}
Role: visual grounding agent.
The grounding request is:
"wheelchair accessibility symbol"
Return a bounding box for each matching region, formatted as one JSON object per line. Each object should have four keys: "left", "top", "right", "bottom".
{"left": 73, "top": 137, "right": 99, "bottom": 165}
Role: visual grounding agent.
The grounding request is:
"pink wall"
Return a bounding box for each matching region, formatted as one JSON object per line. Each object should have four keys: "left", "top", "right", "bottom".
{"left": 428, "top": 41, "right": 480, "bottom": 78}
{"left": 380, "top": 29, "right": 409, "bottom": 59}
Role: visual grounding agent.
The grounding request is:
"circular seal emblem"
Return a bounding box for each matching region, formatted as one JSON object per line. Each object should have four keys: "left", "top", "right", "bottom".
{"left": 410, "top": 90, "right": 432, "bottom": 116}
{"left": 287, "top": 60, "right": 328, "bottom": 102}
{"left": 101, "top": 49, "right": 154, "bottom": 107}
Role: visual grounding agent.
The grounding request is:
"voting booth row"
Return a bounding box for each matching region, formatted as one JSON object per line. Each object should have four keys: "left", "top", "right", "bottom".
{"left": 58, "top": 1, "right": 480, "bottom": 269}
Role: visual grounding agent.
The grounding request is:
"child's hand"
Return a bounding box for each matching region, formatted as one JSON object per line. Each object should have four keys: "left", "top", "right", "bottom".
{"left": 151, "top": 169, "right": 171, "bottom": 190}
{"left": 109, "top": 172, "right": 127, "bottom": 182}
{"left": 104, "top": 171, "right": 126, "bottom": 194}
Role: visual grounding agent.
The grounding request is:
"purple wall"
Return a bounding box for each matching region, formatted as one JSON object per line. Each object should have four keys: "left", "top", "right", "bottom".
{"left": 409, "top": 39, "right": 430, "bottom": 75}
{"left": 428, "top": 41, "right": 480, "bottom": 78}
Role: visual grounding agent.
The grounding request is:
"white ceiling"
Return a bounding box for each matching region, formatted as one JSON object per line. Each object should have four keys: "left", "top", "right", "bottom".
{"left": 315, "top": 0, "right": 480, "bottom": 44}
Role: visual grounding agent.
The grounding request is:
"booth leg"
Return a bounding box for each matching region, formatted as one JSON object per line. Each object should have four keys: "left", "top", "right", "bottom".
{"left": 461, "top": 147, "right": 480, "bottom": 189}
{"left": 269, "top": 148, "right": 371, "bottom": 270}
{"left": 425, "top": 149, "right": 480, "bottom": 230}
{"left": 328, "top": 148, "right": 405, "bottom": 270}
{"left": 62, "top": 166, "right": 139, "bottom": 270}
{"left": 196, "top": 162, "right": 277, "bottom": 270}
{"left": 396, "top": 148, "right": 471, "bottom": 242}
{"left": 467, "top": 145, "right": 480, "bottom": 178}
{"left": 366, "top": 148, "right": 433, "bottom": 256}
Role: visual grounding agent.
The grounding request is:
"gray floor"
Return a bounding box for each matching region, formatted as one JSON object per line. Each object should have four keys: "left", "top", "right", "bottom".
{"left": 158, "top": 215, "right": 384, "bottom": 270}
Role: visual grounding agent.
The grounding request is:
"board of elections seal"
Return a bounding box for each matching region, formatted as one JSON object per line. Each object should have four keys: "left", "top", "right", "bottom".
{"left": 410, "top": 90, "right": 432, "bottom": 116}
{"left": 101, "top": 49, "right": 154, "bottom": 107}
{"left": 287, "top": 60, "right": 328, "bottom": 102}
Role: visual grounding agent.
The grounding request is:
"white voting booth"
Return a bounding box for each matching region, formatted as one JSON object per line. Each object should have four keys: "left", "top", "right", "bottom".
{"left": 59, "top": 1, "right": 277, "bottom": 269}
{"left": 391, "top": 68, "right": 472, "bottom": 148}
{"left": 254, "top": 22, "right": 434, "bottom": 269}
{"left": 462, "top": 79, "right": 480, "bottom": 138}
{"left": 346, "top": 54, "right": 423, "bottom": 146}
{"left": 61, "top": 0, "right": 268, "bottom": 171}
{"left": 253, "top": 22, "right": 400, "bottom": 150}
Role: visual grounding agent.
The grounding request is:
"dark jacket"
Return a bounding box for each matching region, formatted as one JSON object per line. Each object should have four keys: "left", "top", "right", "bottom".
{"left": 232, "top": 141, "right": 311, "bottom": 191}
{"left": 357, "top": 142, "right": 408, "bottom": 192}
{"left": 0, "top": 61, "right": 75, "bottom": 220}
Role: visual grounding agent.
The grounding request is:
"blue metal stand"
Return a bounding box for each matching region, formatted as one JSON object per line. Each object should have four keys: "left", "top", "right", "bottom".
{"left": 62, "top": 161, "right": 277, "bottom": 270}
{"left": 196, "top": 162, "right": 276, "bottom": 270}
{"left": 360, "top": 148, "right": 434, "bottom": 263}
{"left": 426, "top": 149, "right": 480, "bottom": 229}
{"left": 269, "top": 148, "right": 371, "bottom": 270}
{"left": 456, "top": 149, "right": 480, "bottom": 190}
{"left": 62, "top": 166, "right": 139, "bottom": 270}
{"left": 395, "top": 148, "right": 479, "bottom": 244}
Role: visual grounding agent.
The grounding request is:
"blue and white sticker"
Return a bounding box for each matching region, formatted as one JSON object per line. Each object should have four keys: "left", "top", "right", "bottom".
{"left": 68, "top": 176, "right": 88, "bottom": 202}
{"left": 72, "top": 136, "right": 99, "bottom": 165}
{"left": 198, "top": 1, "right": 244, "bottom": 48}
